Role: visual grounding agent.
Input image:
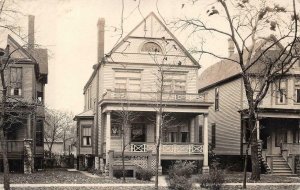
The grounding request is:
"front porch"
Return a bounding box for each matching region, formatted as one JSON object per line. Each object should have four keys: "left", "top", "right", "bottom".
{"left": 242, "top": 110, "right": 300, "bottom": 175}
{"left": 99, "top": 96, "right": 212, "bottom": 176}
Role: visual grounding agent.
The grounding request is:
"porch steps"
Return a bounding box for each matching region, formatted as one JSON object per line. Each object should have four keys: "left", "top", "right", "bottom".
{"left": 272, "top": 156, "right": 293, "bottom": 175}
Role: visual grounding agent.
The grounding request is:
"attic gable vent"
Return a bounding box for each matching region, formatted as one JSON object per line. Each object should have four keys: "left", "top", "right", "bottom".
{"left": 141, "top": 42, "right": 162, "bottom": 53}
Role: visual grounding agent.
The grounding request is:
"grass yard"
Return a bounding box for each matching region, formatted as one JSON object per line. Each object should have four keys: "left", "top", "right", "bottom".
{"left": 223, "top": 172, "right": 300, "bottom": 183}
{"left": 0, "top": 168, "right": 147, "bottom": 184}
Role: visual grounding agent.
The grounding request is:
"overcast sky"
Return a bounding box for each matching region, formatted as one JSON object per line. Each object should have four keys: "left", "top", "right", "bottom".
{"left": 2, "top": 0, "right": 294, "bottom": 114}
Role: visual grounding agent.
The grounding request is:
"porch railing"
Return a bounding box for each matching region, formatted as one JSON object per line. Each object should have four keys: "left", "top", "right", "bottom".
{"left": 130, "top": 142, "right": 203, "bottom": 155}
{"left": 282, "top": 143, "right": 300, "bottom": 155}
{"left": 103, "top": 90, "right": 209, "bottom": 103}
{"left": 0, "top": 140, "right": 24, "bottom": 154}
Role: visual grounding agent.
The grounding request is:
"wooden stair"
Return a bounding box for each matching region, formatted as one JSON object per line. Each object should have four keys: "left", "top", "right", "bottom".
{"left": 271, "top": 156, "right": 294, "bottom": 175}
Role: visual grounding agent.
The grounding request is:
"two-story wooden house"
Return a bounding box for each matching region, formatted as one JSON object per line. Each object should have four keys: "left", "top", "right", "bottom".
{"left": 0, "top": 15, "right": 48, "bottom": 173}
{"left": 75, "top": 12, "right": 213, "bottom": 176}
{"left": 198, "top": 37, "right": 300, "bottom": 175}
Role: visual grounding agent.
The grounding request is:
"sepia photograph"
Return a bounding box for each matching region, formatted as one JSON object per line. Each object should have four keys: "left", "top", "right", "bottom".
{"left": 0, "top": 0, "right": 300, "bottom": 189}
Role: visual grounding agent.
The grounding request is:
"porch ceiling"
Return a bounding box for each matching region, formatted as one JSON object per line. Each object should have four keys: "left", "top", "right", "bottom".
{"left": 101, "top": 101, "right": 210, "bottom": 114}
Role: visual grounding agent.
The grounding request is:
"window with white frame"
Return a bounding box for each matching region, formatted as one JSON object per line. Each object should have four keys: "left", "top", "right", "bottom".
{"left": 10, "top": 67, "right": 22, "bottom": 96}
{"left": 114, "top": 70, "right": 141, "bottom": 92}
{"left": 295, "top": 78, "right": 300, "bottom": 103}
{"left": 82, "top": 125, "right": 92, "bottom": 146}
{"left": 163, "top": 72, "right": 186, "bottom": 93}
{"left": 275, "top": 79, "right": 287, "bottom": 104}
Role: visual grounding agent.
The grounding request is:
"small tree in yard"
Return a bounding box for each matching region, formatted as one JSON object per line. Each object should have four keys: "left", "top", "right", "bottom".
{"left": 112, "top": 100, "right": 139, "bottom": 182}
{"left": 176, "top": 0, "right": 299, "bottom": 188}
{"left": 44, "top": 109, "right": 74, "bottom": 158}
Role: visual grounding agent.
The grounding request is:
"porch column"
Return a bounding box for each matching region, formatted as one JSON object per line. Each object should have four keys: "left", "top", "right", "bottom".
{"left": 190, "top": 118, "right": 195, "bottom": 143}
{"left": 156, "top": 112, "right": 162, "bottom": 174}
{"left": 202, "top": 113, "right": 209, "bottom": 174}
{"left": 256, "top": 119, "right": 260, "bottom": 140}
{"left": 26, "top": 114, "right": 31, "bottom": 139}
{"left": 106, "top": 111, "right": 111, "bottom": 160}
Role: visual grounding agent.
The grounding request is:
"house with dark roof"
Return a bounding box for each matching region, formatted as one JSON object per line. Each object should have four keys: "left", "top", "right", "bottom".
{"left": 198, "top": 37, "right": 300, "bottom": 175}
{"left": 74, "top": 12, "right": 213, "bottom": 176}
{"left": 0, "top": 15, "right": 48, "bottom": 173}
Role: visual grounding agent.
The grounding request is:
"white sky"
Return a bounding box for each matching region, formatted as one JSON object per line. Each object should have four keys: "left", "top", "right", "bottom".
{"left": 1, "top": 0, "right": 294, "bottom": 114}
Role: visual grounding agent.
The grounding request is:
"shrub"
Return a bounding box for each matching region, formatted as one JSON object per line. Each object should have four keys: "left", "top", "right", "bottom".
{"left": 169, "top": 175, "right": 193, "bottom": 190}
{"left": 198, "top": 169, "right": 225, "bottom": 190}
{"left": 168, "top": 161, "right": 196, "bottom": 190}
{"left": 168, "top": 161, "right": 196, "bottom": 179}
{"left": 136, "top": 167, "right": 153, "bottom": 181}
{"left": 114, "top": 170, "right": 126, "bottom": 179}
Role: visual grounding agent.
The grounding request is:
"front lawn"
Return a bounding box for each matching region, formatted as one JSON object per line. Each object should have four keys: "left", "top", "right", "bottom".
{"left": 0, "top": 168, "right": 147, "bottom": 184}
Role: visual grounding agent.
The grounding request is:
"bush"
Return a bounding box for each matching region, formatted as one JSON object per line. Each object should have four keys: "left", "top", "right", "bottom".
{"left": 168, "top": 161, "right": 196, "bottom": 190}
{"left": 198, "top": 168, "right": 225, "bottom": 190}
{"left": 136, "top": 167, "right": 153, "bottom": 181}
{"left": 168, "top": 161, "right": 196, "bottom": 179}
{"left": 114, "top": 170, "right": 127, "bottom": 179}
{"left": 169, "top": 175, "right": 193, "bottom": 190}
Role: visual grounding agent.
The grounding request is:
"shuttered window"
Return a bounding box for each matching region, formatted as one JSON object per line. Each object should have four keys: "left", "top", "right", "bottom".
{"left": 215, "top": 88, "right": 219, "bottom": 111}
{"left": 36, "top": 120, "right": 43, "bottom": 146}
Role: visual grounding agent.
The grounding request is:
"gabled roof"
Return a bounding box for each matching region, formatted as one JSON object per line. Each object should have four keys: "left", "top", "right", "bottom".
{"left": 198, "top": 35, "right": 287, "bottom": 91}
{"left": 7, "top": 35, "right": 48, "bottom": 79}
{"left": 107, "top": 12, "right": 199, "bottom": 67}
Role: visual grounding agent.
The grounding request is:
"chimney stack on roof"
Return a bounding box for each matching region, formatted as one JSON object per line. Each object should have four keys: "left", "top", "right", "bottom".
{"left": 97, "top": 18, "right": 105, "bottom": 63}
{"left": 228, "top": 38, "right": 234, "bottom": 57}
{"left": 28, "top": 15, "right": 35, "bottom": 50}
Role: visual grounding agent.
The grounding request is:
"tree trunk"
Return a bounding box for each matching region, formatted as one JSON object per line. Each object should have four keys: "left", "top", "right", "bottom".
{"left": 155, "top": 141, "right": 159, "bottom": 190}
{"left": 250, "top": 138, "right": 260, "bottom": 181}
{"left": 242, "top": 148, "right": 249, "bottom": 189}
{"left": 122, "top": 133, "right": 126, "bottom": 183}
{"left": 0, "top": 128, "right": 10, "bottom": 190}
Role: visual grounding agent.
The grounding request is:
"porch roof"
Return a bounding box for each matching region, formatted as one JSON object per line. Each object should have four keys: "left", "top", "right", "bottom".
{"left": 74, "top": 109, "right": 94, "bottom": 120}
{"left": 101, "top": 100, "right": 212, "bottom": 114}
{"left": 240, "top": 108, "right": 300, "bottom": 119}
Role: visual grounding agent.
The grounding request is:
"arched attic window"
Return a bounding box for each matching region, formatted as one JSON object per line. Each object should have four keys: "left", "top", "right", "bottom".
{"left": 141, "top": 42, "right": 162, "bottom": 53}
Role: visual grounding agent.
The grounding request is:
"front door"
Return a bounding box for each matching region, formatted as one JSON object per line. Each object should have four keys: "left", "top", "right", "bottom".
{"left": 131, "top": 123, "right": 146, "bottom": 142}
{"left": 272, "top": 127, "right": 287, "bottom": 155}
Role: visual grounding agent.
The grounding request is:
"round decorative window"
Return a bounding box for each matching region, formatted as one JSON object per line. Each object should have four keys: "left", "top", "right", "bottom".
{"left": 141, "top": 42, "right": 162, "bottom": 53}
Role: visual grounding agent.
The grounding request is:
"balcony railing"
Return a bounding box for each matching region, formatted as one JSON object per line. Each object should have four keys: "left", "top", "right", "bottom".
{"left": 103, "top": 90, "right": 208, "bottom": 103}
{"left": 130, "top": 142, "right": 203, "bottom": 155}
{"left": 0, "top": 140, "right": 24, "bottom": 154}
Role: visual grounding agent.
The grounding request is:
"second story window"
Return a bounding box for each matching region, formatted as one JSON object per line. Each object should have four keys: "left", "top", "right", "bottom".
{"left": 163, "top": 72, "right": 186, "bottom": 93}
{"left": 114, "top": 70, "right": 141, "bottom": 92}
{"left": 82, "top": 125, "right": 92, "bottom": 146}
{"left": 275, "top": 79, "right": 287, "bottom": 105}
{"left": 10, "top": 67, "right": 22, "bottom": 96}
{"left": 215, "top": 88, "right": 219, "bottom": 111}
{"left": 295, "top": 78, "right": 300, "bottom": 104}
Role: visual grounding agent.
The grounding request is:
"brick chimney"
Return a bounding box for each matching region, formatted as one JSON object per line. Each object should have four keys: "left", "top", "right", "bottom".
{"left": 228, "top": 38, "right": 234, "bottom": 57}
{"left": 97, "top": 18, "right": 105, "bottom": 63}
{"left": 28, "top": 15, "right": 35, "bottom": 50}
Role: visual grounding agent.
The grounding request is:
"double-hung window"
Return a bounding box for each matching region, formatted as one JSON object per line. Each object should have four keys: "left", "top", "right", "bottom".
{"left": 10, "top": 67, "right": 22, "bottom": 96}
{"left": 275, "top": 79, "right": 287, "bottom": 104}
{"left": 295, "top": 78, "right": 300, "bottom": 104}
{"left": 114, "top": 70, "right": 141, "bottom": 93}
{"left": 82, "top": 125, "right": 92, "bottom": 146}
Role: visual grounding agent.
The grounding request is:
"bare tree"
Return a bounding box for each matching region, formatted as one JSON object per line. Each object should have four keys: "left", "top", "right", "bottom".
{"left": 175, "top": 0, "right": 299, "bottom": 186}
{"left": 44, "top": 109, "right": 73, "bottom": 158}
{"left": 112, "top": 100, "right": 139, "bottom": 182}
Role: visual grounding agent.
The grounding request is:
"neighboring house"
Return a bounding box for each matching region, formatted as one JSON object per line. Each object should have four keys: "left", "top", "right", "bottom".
{"left": 75, "top": 12, "right": 213, "bottom": 176}
{"left": 198, "top": 37, "right": 300, "bottom": 175}
{"left": 0, "top": 15, "right": 48, "bottom": 173}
